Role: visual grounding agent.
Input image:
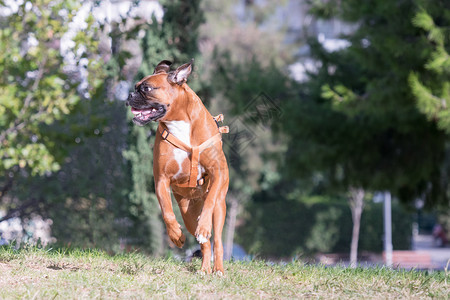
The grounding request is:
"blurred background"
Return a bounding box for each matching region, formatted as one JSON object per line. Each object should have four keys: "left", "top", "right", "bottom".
{"left": 0, "top": 0, "right": 449, "bottom": 268}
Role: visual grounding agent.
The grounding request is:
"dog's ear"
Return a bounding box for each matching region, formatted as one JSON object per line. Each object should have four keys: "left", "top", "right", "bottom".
{"left": 168, "top": 59, "right": 193, "bottom": 85}
{"left": 153, "top": 60, "right": 172, "bottom": 74}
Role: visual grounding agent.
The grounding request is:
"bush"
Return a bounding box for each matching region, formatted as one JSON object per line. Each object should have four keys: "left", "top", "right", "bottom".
{"left": 236, "top": 197, "right": 412, "bottom": 258}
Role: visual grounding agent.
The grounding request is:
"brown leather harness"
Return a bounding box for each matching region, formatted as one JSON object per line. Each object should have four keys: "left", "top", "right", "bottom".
{"left": 159, "top": 114, "right": 229, "bottom": 188}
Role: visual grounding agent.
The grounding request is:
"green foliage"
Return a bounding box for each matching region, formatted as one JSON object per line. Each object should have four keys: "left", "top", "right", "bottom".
{"left": 409, "top": 2, "right": 450, "bottom": 136}
{"left": 307, "top": 0, "right": 340, "bottom": 19}
{"left": 211, "top": 53, "right": 295, "bottom": 198}
{"left": 138, "top": 0, "right": 204, "bottom": 90}
{"left": 122, "top": 120, "right": 164, "bottom": 255}
{"left": 9, "top": 100, "right": 129, "bottom": 252}
{"left": 0, "top": 0, "right": 129, "bottom": 250}
{"left": 305, "top": 207, "right": 342, "bottom": 253}
{"left": 0, "top": 0, "right": 105, "bottom": 176}
{"left": 283, "top": 0, "right": 447, "bottom": 206}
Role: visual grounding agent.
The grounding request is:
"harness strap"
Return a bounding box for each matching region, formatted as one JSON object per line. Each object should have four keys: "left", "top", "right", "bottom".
{"left": 158, "top": 117, "right": 226, "bottom": 188}
{"left": 214, "top": 114, "right": 229, "bottom": 134}
{"left": 189, "top": 146, "right": 200, "bottom": 187}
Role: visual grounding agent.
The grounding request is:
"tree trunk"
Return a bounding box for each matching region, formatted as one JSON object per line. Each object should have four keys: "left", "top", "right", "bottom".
{"left": 348, "top": 187, "right": 365, "bottom": 268}
{"left": 224, "top": 194, "right": 239, "bottom": 260}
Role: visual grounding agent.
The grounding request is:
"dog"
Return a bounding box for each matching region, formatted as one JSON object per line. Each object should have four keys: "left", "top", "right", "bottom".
{"left": 126, "top": 60, "right": 229, "bottom": 275}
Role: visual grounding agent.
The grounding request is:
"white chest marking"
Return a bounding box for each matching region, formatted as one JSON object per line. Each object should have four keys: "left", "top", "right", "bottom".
{"left": 164, "top": 121, "right": 190, "bottom": 179}
{"left": 163, "top": 120, "right": 205, "bottom": 181}
{"left": 164, "top": 120, "right": 191, "bottom": 147}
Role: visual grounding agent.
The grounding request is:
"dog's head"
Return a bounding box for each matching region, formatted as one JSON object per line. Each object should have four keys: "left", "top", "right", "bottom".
{"left": 126, "top": 60, "right": 193, "bottom": 126}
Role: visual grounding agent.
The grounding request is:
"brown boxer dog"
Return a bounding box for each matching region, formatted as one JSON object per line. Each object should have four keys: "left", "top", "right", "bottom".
{"left": 126, "top": 60, "right": 229, "bottom": 275}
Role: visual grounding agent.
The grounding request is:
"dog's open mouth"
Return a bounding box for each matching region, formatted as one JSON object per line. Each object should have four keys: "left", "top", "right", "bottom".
{"left": 131, "top": 106, "right": 166, "bottom": 125}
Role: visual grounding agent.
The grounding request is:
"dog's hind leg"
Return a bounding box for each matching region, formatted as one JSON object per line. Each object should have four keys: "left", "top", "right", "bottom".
{"left": 199, "top": 241, "right": 212, "bottom": 274}
{"left": 212, "top": 197, "right": 226, "bottom": 275}
{"left": 174, "top": 193, "right": 212, "bottom": 274}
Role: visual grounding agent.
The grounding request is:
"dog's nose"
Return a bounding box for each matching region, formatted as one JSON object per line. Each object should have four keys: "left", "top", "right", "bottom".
{"left": 126, "top": 93, "right": 134, "bottom": 106}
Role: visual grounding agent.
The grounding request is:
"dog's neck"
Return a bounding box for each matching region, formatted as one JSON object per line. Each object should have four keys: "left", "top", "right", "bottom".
{"left": 162, "top": 84, "right": 218, "bottom": 147}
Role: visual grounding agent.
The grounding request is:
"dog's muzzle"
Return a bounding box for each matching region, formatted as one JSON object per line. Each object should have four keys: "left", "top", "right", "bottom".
{"left": 126, "top": 92, "right": 167, "bottom": 125}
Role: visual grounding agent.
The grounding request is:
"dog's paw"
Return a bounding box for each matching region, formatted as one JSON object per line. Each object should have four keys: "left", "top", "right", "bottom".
{"left": 167, "top": 223, "right": 186, "bottom": 248}
{"left": 196, "top": 269, "right": 206, "bottom": 276}
{"left": 196, "top": 234, "right": 208, "bottom": 244}
{"left": 195, "top": 217, "right": 212, "bottom": 244}
{"left": 199, "top": 266, "right": 212, "bottom": 275}
{"left": 213, "top": 265, "right": 225, "bottom": 276}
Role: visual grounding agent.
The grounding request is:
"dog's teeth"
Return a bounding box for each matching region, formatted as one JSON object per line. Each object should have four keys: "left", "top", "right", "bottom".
{"left": 141, "top": 109, "right": 156, "bottom": 116}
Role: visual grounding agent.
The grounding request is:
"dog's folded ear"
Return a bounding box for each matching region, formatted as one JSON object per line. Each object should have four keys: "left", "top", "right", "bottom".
{"left": 168, "top": 59, "right": 194, "bottom": 86}
{"left": 153, "top": 60, "right": 173, "bottom": 74}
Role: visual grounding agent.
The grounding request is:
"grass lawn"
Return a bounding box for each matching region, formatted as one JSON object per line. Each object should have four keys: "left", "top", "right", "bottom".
{"left": 0, "top": 247, "right": 448, "bottom": 299}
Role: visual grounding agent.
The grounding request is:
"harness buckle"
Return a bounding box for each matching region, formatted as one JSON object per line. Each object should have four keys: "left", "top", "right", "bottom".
{"left": 161, "top": 129, "right": 170, "bottom": 140}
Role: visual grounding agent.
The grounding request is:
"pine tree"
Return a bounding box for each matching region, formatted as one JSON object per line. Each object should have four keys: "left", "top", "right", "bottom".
{"left": 124, "top": 0, "right": 205, "bottom": 254}
{"left": 288, "top": 0, "right": 447, "bottom": 205}
{"left": 409, "top": 1, "right": 450, "bottom": 133}
{"left": 123, "top": 125, "right": 163, "bottom": 255}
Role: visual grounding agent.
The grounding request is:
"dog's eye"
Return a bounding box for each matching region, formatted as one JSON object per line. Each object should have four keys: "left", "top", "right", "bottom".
{"left": 141, "top": 85, "right": 156, "bottom": 93}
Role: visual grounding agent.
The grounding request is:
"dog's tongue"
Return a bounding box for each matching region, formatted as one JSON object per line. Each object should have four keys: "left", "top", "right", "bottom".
{"left": 131, "top": 107, "right": 159, "bottom": 121}
{"left": 131, "top": 107, "right": 145, "bottom": 115}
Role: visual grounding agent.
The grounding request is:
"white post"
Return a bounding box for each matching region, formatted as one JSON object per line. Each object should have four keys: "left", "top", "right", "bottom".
{"left": 384, "top": 191, "right": 393, "bottom": 268}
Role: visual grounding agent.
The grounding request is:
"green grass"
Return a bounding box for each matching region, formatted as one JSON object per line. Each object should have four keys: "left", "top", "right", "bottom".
{"left": 0, "top": 246, "right": 448, "bottom": 299}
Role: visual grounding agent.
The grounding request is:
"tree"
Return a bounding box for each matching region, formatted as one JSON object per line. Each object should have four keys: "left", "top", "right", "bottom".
{"left": 11, "top": 99, "right": 130, "bottom": 250}
{"left": 283, "top": 0, "right": 446, "bottom": 265}
{"left": 0, "top": 1, "right": 105, "bottom": 221}
{"left": 0, "top": 1, "right": 104, "bottom": 176}
{"left": 408, "top": 0, "right": 450, "bottom": 237}
{"left": 409, "top": 1, "right": 450, "bottom": 135}
{"left": 123, "top": 124, "right": 164, "bottom": 254}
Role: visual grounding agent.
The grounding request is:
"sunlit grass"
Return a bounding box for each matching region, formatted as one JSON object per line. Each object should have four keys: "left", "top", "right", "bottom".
{"left": 0, "top": 246, "right": 448, "bottom": 299}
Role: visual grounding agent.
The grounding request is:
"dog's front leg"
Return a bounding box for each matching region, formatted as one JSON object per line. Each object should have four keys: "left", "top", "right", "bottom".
{"left": 155, "top": 178, "right": 186, "bottom": 248}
